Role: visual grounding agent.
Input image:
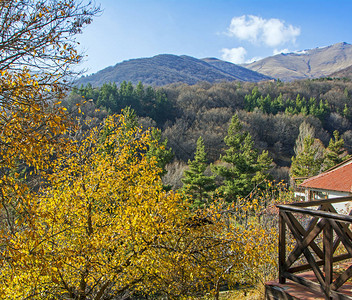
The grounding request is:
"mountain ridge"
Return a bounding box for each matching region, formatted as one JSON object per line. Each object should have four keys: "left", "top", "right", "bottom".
{"left": 329, "top": 64, "right": 352, "bottom": 79}
{"left": 244, "top": 42, "right": 352, "bottom": 81}
{"left": 77, "top": 42, "right": 352, "bottom": 86}
{"left": 77, "top": 54, "right": 272, "bottom": 87}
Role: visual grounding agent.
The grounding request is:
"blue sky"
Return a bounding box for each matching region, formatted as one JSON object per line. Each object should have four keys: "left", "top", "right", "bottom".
{"left": 77, "top": 0, "right": 352, "bottom": 74}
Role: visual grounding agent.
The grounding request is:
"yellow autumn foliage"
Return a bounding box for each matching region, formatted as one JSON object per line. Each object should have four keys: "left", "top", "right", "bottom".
{"left": 0, "top": 0, "right": 99, "bottom": 196}
{"left": 0, "top": 113, "right": 279, "bottom": 299}
{"left": 0, "top": 1, "right": 281, "bottom": 299}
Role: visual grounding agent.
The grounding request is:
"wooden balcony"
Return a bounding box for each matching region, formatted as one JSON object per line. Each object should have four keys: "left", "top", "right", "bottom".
{"left": 266, "top": 196, "right": 352, "bottom": 300}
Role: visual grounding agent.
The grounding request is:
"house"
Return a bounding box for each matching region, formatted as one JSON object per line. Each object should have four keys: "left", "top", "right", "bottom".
{"left": 298, "top": 157, "right": 352, "bottom": 203}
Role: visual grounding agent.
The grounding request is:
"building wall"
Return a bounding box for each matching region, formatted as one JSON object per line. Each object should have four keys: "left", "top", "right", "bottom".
{"left": 310, "top": 189, "right": 351, "bottom": 214}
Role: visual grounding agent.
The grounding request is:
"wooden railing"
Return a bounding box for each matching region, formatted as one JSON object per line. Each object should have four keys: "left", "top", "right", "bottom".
{"left": 278, "top": 196, "right": 352, "bottom": 299}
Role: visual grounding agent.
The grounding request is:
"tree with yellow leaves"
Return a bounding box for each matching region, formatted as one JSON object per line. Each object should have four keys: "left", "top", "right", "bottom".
{"left": 0, "top": 1, "right": 277, "bottom": 298}
{"left": 0, "top": 0, "right": 100, "bottom": 191}
{"left": 0, "top": 0, "right": 99, "bottom": 297}
{"left": 1, "top": 113, "right": 276, "bottom": 299}
{"left": 0, "top": 0, "right": 100, "bottom": 213}
{"left": 1, "top": 114, "right": 183, "bottom": 298}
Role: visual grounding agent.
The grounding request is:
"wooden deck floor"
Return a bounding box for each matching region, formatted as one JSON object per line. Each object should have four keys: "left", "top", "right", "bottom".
{"left": 265, "top": 268, "right": 352, "bottom": 299}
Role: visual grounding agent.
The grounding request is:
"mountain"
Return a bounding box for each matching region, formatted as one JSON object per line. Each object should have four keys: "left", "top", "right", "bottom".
{"left": 201, "top": 57, "right": 271, "bottom": 82}
{"left": 244, "top": 42, "right": 352, "bottom": 81}
{"left": 329, "top": 64, "right": 352, "bottom": 79}
{"left": 77, "top": 54, "right": 272, "bottom": 87}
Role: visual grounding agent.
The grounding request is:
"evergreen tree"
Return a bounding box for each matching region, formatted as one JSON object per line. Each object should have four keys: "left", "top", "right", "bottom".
{"left": 343, "top": 104, "right": 350, "bottom": 119}
{"left": 323, "top": 130, "right": 349, "bottom": 171}
{"left": 258, "top": 94, "right": 271, "bottom": 113}
{"left": 290, "top": 134, "right": 324, "bottom": 181}
{"left": 212, "top": 115, "right": 272, "bottom": 201}
{"left": 147, "top": 127, "right": 174, "bottom": 177}
{"left": 254, "top": 150, "right": 273, "bottom": 183}
{"left": 182, "top": 136, "right": 216, "bottom": 208}
{"left": 134, "top": 81, "right": 145, "bottom": 99}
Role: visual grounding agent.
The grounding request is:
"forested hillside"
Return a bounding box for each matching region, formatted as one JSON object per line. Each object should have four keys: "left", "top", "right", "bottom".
{"left": 76, "top": 54, "right": 272, "bottom": 87}
{"left": 68, "top": 78, "right": 352, "bottom": 183}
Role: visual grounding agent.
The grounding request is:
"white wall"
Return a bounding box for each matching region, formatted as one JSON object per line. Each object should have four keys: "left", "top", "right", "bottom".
{"left": 314, "top": 189, "right": 351, "bottom": 214}
{"left": 296, "top": 188, "right": 352, "bottom": 214}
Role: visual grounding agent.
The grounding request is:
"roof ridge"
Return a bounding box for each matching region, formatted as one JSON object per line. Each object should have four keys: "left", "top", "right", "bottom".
{"left": 300, "top": 159, "right": 352, "bottom": 186}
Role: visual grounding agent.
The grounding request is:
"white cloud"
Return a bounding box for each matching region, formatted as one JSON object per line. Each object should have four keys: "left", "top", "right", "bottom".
{"left": 227, "top": 15, "right": 263, "bottom": 43}
{"left": 227, "top": 15, "right": 300, "bottom": 47}
{"left": 221, "top": 47, "right": 247, "bottom": 64}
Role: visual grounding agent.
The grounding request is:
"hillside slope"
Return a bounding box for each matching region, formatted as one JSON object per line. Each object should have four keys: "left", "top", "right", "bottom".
{"left": 330, "top": 64, "right": 352, "bottom": 79}
{"left": 77, "top": 54, "right": 272, "bottom": 87}
{"left": 244, "top": 42, "right": 352, "bottom": 81}
{"left": 201, "top": 57, "right": 272, "bottom": 82}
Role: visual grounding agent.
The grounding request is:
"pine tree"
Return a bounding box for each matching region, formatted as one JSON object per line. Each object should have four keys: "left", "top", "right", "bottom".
{"left": 147, "top": 127, "right": 174, "bottom": 177}
{"left": 254, "top": 150, "right": 273, "bottom": 183}
{"left": 323, "top": 130, "right": 349, "bottom": 171}
{"left": 212, "top": 115, "right": 272, "bottom": 201}
{"left": 182, "top": 136, "right": 215, "bottom": 208}
{"left": 134, "top": 81, "right": 145, "bottom": 99}
{"left": 343, "top": 104, "right": 350, "bottom": 119}
{"left": 290, "top": 135, "right": 324, "bottom": 181}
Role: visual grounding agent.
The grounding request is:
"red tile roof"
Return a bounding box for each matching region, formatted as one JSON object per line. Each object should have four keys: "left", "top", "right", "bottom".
{"left": 299, "top": 158, "right": 352, "bottom": 193}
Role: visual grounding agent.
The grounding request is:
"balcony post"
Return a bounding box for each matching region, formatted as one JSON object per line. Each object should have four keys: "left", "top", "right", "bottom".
{"left": 279, "top": 210, "right": 286, "bottom": 284}
{"left": 323, "top": 220, "right": 333, "bottom": 299}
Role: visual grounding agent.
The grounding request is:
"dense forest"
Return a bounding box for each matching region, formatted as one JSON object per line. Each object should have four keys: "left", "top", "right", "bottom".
{"left": 67, "top": 77, "right": 352, "bottom": 184}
